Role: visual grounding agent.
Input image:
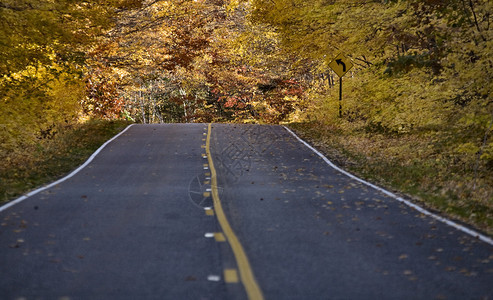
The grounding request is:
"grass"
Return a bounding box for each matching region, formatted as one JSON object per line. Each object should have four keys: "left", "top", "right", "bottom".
{"left": 0, "top": 119, "right": 132, "bottom": 203}
{"left": 288, "top": 121, "right": 493, "bottom": 237}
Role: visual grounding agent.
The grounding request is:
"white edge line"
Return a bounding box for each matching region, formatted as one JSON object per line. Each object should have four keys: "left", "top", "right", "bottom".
{"left": 0, "top": 124, "right": 135, "bottom": 213}
{"left": 283, "top": 126, "right": 493, "bottom": 246}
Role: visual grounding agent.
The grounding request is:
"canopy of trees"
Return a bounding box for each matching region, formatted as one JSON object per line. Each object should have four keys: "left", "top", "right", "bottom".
{"left": 1, "top": 0, "right": 492, "bottom": 166}
{"left": 249, "top": 0, "right": 493, "bottom": 165}
{"left": 252, "top": 0, "right": 491, "bottom": 126}
{"left": 84, "top": 0, "right": 306, "bottom": 124}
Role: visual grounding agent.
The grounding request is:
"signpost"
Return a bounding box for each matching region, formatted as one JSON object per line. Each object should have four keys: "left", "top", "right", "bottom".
{"left": 328, "top": 53, "right": 353, "bottom": 117}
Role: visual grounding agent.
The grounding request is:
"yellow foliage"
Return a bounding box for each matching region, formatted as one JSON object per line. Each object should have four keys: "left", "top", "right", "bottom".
{"left": 0, "top": 62, "right": 84, "bottom": 157}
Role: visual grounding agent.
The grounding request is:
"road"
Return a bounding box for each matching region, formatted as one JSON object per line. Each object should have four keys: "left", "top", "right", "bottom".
{"left": 1, "top": 123, "right": 492, "bottom": 299}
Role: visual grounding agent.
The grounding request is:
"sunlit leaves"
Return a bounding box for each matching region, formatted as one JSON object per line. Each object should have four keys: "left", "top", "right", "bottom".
{"left": 0, "top": 0, "right": 141, "bottom": 159}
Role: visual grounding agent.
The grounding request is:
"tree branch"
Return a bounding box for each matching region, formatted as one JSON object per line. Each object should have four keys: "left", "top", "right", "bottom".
{"left": 468, "top": 0, "right": 487, "bottom": 42}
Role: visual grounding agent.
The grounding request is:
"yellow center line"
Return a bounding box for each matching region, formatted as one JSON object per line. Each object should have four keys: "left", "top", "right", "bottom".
{"left": 206, "top": 123, "right": 264, "bottom": 300}
{"left": 224, "top": 269, "right": 240, "bottom": 283}
{"left": 214, "top": 232, "right": 226, "bottom": 242}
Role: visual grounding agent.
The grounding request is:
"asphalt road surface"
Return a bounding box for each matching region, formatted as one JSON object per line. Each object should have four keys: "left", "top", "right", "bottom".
{"left": 1, "top": 123, "right": 492, "bottom": 299}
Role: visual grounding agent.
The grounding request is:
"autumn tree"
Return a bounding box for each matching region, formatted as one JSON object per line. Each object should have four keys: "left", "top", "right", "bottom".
{"left": 0, "top": 0, "right": 142, "bottom": 161}
{"left": 88, "top": 0, "right": 307, "bottom": 123}
{"left": 250, "top": 0, "right": 492, "bottom": 133}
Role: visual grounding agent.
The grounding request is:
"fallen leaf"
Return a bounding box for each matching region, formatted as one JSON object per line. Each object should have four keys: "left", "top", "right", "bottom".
{"left": 398, "top": 254, "right": 408, "bottom": 260}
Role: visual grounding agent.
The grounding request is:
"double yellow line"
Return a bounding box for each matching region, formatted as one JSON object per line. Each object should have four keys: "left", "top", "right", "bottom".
{"left": 205, "top": 123, "right": 264, "bottom": 300}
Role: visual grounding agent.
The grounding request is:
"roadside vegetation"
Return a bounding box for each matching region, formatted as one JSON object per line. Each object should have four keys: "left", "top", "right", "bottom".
{"left": 288, "top": 121, "right": 493, "bottom": 236}
{"left": 0, "top": 120, "right": 131, "bottom": 203}
{"left": 1, "top": 0, "right": 491, "bottom": 234}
